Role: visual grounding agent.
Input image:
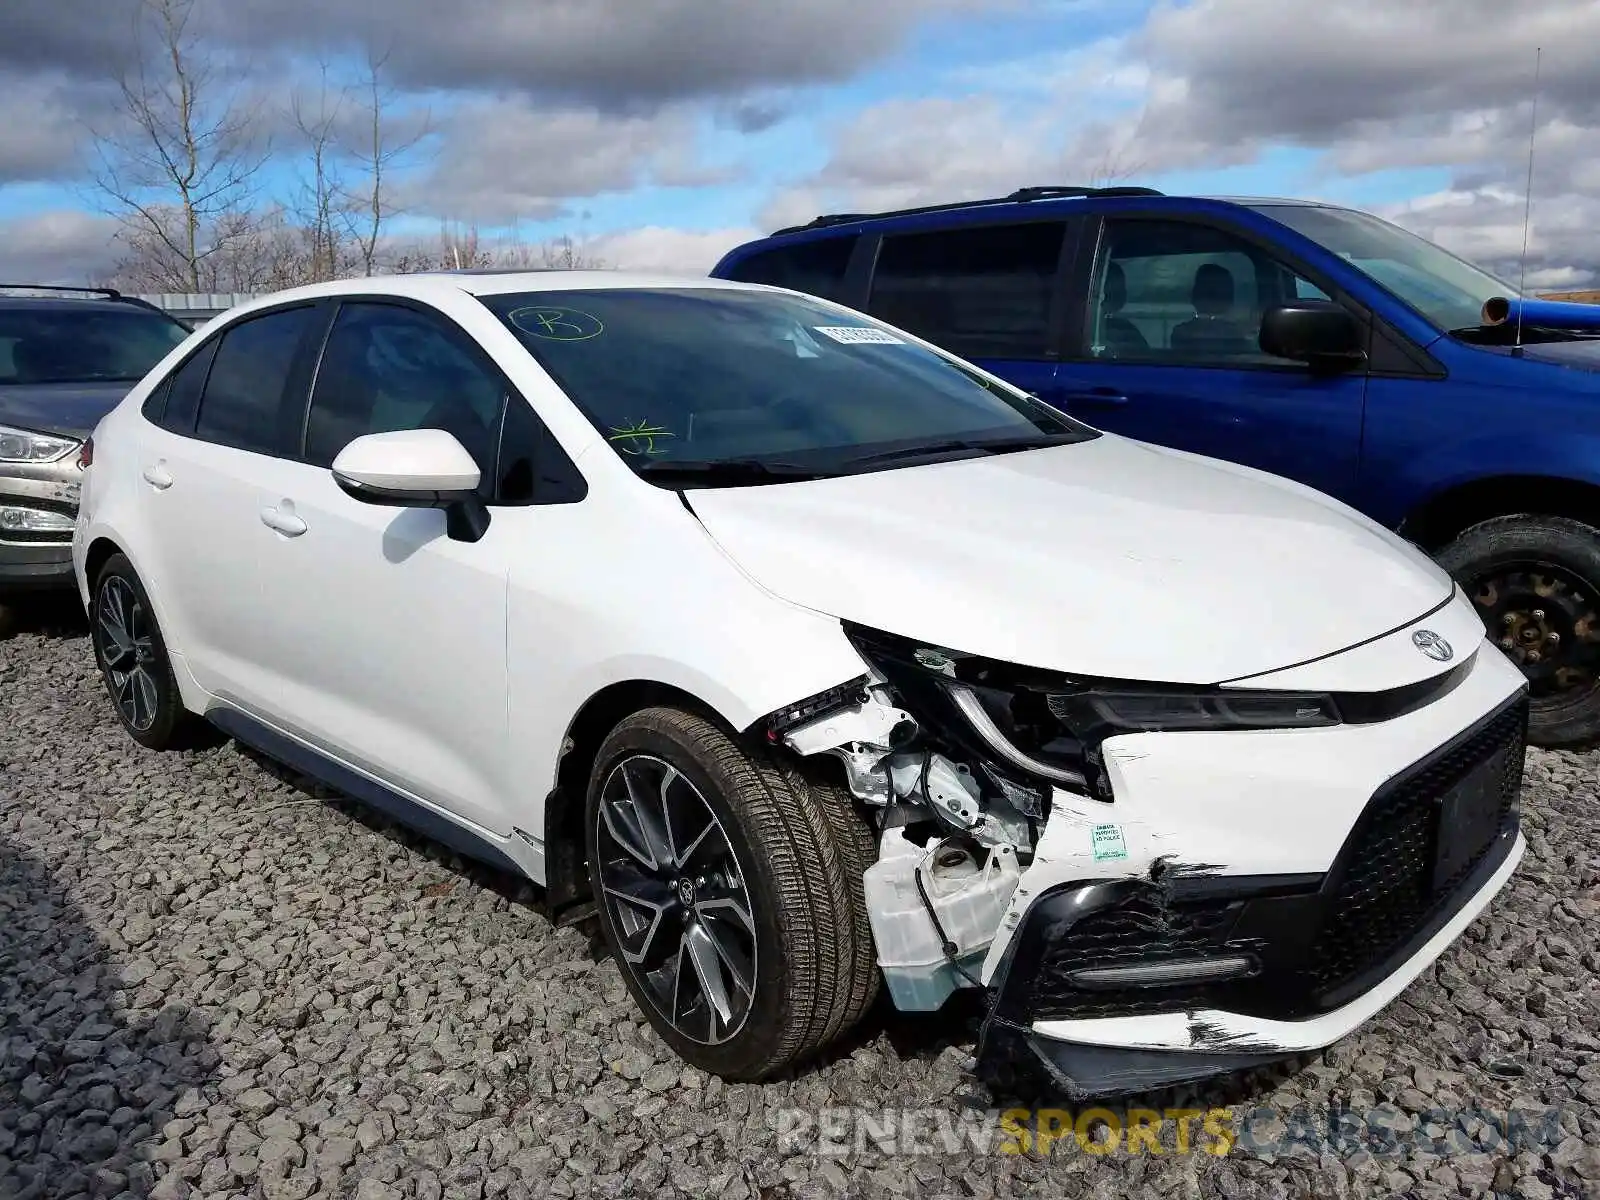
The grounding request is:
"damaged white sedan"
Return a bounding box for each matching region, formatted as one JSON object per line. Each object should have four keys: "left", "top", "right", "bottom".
{"left": 74, "top": 271, "right": 1527, "bottom": 1098}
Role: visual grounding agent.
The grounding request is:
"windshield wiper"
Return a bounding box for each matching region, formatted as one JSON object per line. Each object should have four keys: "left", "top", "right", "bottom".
{"left": 845, "top": 433, "right": 1075, "bottom": 468}
{"left": 634, "top": 458, "right": 840, "bottom": 484}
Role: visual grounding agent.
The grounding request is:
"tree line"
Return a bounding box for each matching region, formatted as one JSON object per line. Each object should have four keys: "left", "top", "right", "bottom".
{"left": 83, "top": 0, "right": 603, "bottom": 294}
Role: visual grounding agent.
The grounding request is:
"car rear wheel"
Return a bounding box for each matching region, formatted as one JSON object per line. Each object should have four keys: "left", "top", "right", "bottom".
{"left": 90, "top": 553, "right": 197, "bottom": 750}
{"left": 1436, "top": 514, "right": 1600, "bottom": 747}
{"left": 584, "top": 706, "right": 880, "bottom": 1081}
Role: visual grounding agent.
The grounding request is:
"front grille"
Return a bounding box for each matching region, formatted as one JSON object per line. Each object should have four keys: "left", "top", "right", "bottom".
{"left": 1301, "top": 693, "right": 1526, "bottom": 997}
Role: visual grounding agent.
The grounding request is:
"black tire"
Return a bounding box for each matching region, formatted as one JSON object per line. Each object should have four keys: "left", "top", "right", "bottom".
{"left": 1435, "top": 514, "right": 1600, "bottom": 747}
{"left": 89, "top": 553, "right": 198, "bottom": 750}
{"left": 584, "top": 706, "right": 880, "bottom": 1081}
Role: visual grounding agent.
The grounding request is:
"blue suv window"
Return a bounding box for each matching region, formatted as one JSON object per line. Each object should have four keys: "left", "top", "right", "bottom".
{"left": 866, "top": 221, "right": 1066, "bottom": 361}
{"left": 1087, "top": 220, "right": 1327, "bottom": 367}
{"left": 720, "top": 236, "right": 856, "bottom": 301}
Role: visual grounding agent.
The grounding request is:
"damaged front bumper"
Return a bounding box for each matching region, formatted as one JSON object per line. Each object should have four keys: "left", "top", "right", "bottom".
{"left": 973, "top": 681, "right": 1528, "bottom": 1098}
{"left": 976, "top": 825, "right": 1524, "bottom": 1097}
{"left": 777, "top": 612, "right": 1531, "bottom": 1099}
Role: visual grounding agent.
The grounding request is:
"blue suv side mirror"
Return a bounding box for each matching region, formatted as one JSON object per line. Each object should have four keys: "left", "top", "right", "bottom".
{"left": 1259, "top": 302, "right": 1367, "bottom": 372}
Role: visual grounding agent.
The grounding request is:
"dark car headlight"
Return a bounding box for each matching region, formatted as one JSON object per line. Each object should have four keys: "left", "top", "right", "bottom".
{"left": 1050, "top": 688, "right": 1340, "bottom": 734}
{"left": 842, "top": 622, "right": 1342, "bottom": 800}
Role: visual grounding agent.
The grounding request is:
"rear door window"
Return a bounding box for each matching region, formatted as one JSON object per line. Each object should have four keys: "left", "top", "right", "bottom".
{"left": 193, "top": 306, "right": 319, "bottom": 456}
{"left": 866, "top": 221, "right": 1068, "bottom": 360}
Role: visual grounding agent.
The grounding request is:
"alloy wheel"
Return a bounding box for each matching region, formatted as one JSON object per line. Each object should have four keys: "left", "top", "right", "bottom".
{"left": 594, "top": 754, "right": 757, "bottom": 1045}
{"left": 95, "top": 575, "right": 159, "bottom": 732}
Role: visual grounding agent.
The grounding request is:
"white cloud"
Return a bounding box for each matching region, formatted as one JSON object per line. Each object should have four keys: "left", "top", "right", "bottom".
{"left": 0, "top": 211, "right": 123, "bottom": 283}
{"left": 400, "top": 100, "right": 722, "bottom": 225}
{"left": 588, "top": 226, "right": 761, "bottom": 275}
{"left": 762, "top": 0, "right": 1599, "bottom": 280}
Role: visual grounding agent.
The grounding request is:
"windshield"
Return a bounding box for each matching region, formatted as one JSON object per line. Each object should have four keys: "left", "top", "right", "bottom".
{"left": 481, "top": 287, "right": 1095, "bottom": 482}
{"left": 1249, "top": 204, "right": 1522, "bottom": 332}
{"left": 0, "top": 306, "right": 191, "bottom": 385}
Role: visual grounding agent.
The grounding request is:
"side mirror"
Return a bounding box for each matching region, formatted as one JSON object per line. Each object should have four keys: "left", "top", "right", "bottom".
{"left": 1259, "top": 302, "right": 1367, "bottom": 372}
{"left": 331, "top": 428, "right": 491, "bottom": 543}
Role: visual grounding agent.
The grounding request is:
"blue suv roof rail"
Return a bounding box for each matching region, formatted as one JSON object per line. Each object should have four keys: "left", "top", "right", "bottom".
{"left": 770, "top": 184, "right": 1165, "bottom": 235}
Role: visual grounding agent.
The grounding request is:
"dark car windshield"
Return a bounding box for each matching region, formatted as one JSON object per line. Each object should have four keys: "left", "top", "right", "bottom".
{"left": 480, "top": 287, "right": 1096, "bottom": 481}
{"left": 1249, "top": 203, "right": 1522, "bottom": 333}
{"left": 0, "top": 306, "right": 190, "bottom": 385}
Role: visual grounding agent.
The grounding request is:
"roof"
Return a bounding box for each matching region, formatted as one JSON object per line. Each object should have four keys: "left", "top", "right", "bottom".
{"left": 757, "top": 188, "right": 1352, "bottom": 241}
{"left": 413, "top": 269, "right": 733, "bottom": 295}
{"left": 190, "top": 270, "right": 770, "bottom": 327}
{"left": 0, "top": 295, "right": 176, "bottom": 315}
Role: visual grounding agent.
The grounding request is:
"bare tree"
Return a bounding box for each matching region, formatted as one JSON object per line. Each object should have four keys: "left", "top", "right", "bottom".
{"left": 344, "top": 49, "right": 433, "bottom": 276}
{"left": 390, "top": 220, "right": 492, "bottom": 273}
{"left": 288, "top": 60, "right": 352, "bottom": 283}
{"left": 537, "top": 233, "right": 606, "bottom": 269}
{"left": 85, "top": 0, "right": 269, "bottom": 291}
{"left": 1085, "top": 149, "right": 1146, "bottom": 189}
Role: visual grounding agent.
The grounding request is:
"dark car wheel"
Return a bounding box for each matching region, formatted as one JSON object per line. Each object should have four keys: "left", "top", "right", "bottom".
{"left": 584, "top": 706, "right": 880, "bottom": 1081}
{"left": 90, "top": 553, "right": 198, "bottom": 750}
{"left": 1437, "top": 514, "right": 1600, "bottom": 747}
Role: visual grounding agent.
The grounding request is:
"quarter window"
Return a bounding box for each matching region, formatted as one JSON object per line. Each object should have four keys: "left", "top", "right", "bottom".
{"left": 867, "top": 221, "right": 1067, "bottom": 360}
{"left": 721, "top": 237, "right": 856, "bottom": 301}
{"left": 193, "top": 306, "right": 318, "bottom": 455}
{"left": 1088, "top": 220, "right": 1334, "bottom": 367}
{"left": 144, "top": 338, "right": 219, "bottom": 432}
{"left": 304, "top": 303, "right": 506, "bottom": 479}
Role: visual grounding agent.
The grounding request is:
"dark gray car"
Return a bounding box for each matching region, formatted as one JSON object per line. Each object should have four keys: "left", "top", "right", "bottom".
{"left": 1, "top": 287, "right": 191, "bottom": 596}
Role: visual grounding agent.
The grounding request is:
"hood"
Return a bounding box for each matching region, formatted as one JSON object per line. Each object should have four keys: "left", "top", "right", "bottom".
{"left": 0, "top": 382, "right": 131, "bottom": 439}
{"left": 1505, "top": 338, "right": 1600, "bottom": 373}
{"left": 684, "top": 435, "right": 1455, "bottom": 684}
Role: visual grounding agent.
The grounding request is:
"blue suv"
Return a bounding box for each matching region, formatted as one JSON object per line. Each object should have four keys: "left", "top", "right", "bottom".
{"left": 711, "top": 185, "right": 1600, "bottom": 749}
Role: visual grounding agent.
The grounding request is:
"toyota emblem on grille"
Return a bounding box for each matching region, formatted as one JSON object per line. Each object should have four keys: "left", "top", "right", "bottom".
{"left": 1412, "top": 629, "right": 1453, "bottom": 661}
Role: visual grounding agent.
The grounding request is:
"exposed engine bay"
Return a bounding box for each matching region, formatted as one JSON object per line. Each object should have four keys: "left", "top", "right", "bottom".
{"left": 758, "top": 602, "right": 1168, "bottom": 1018}
{"left": 779, "top": 673, "right": 1040, "bottom": 1011}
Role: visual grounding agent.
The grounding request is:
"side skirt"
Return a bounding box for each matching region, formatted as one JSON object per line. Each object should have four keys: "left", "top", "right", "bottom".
{"left": 205, "top": 706, "right": 538, "bottom": 880}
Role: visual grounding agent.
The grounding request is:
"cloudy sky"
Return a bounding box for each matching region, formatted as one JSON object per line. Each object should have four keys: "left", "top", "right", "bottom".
{"left": 1, "top": 0, "right": 1596, "bottom": 288}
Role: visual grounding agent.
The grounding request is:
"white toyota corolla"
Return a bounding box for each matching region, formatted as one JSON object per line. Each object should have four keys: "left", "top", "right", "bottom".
{"left": 71, "top": 271, "right": 1528, "bottom": 1097}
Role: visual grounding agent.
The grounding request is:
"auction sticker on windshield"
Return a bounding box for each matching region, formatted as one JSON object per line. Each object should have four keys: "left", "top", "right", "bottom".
{"left": 813, "top": 326, "right": 905, "bottom": 345}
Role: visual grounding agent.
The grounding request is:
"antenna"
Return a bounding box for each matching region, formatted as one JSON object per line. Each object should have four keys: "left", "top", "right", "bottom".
{"left": 1514, "top": 46, "right": 1543, "bottom": 353}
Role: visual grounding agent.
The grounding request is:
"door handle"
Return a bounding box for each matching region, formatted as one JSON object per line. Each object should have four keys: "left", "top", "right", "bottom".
{"left": 260, "top": 505, "right": 308, "bottom": 537}
{"left": 1061, "top": 388, "right": 1129, "bottom": 406}
{"left": 141, "top": 463, "right": 174, "bottom": 490}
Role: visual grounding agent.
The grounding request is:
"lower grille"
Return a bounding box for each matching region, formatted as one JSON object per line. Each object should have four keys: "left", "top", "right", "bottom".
{"left": 1029, "top": 893, "right": 1258, "bottom": 1019}
{"left": 1301, "top": 692, "right": 1526, "bottom": 999}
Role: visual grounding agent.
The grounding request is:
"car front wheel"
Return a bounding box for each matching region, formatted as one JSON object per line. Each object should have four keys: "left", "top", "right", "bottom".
{"left": 584, "top": 706, "right": 880, "bottom": 1081}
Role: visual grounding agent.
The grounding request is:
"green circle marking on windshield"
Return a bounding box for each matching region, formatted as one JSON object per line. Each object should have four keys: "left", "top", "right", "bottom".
{"left": 508, "top": 306, "right": 604, "bottom": 341}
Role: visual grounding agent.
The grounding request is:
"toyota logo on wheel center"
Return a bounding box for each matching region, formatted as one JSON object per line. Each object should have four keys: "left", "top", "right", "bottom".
{"left": 1412, "top": 629, "right": 1454, "bottom": 661}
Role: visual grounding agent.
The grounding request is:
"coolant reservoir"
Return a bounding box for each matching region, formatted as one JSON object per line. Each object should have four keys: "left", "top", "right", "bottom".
{"left": 862, "top": 828, "right": 1021, "bottom": 1012}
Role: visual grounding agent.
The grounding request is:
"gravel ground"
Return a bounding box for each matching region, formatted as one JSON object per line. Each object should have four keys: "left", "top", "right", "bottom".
{"left": 2, "top": 598, "right": 1598, "bottom": 1200}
